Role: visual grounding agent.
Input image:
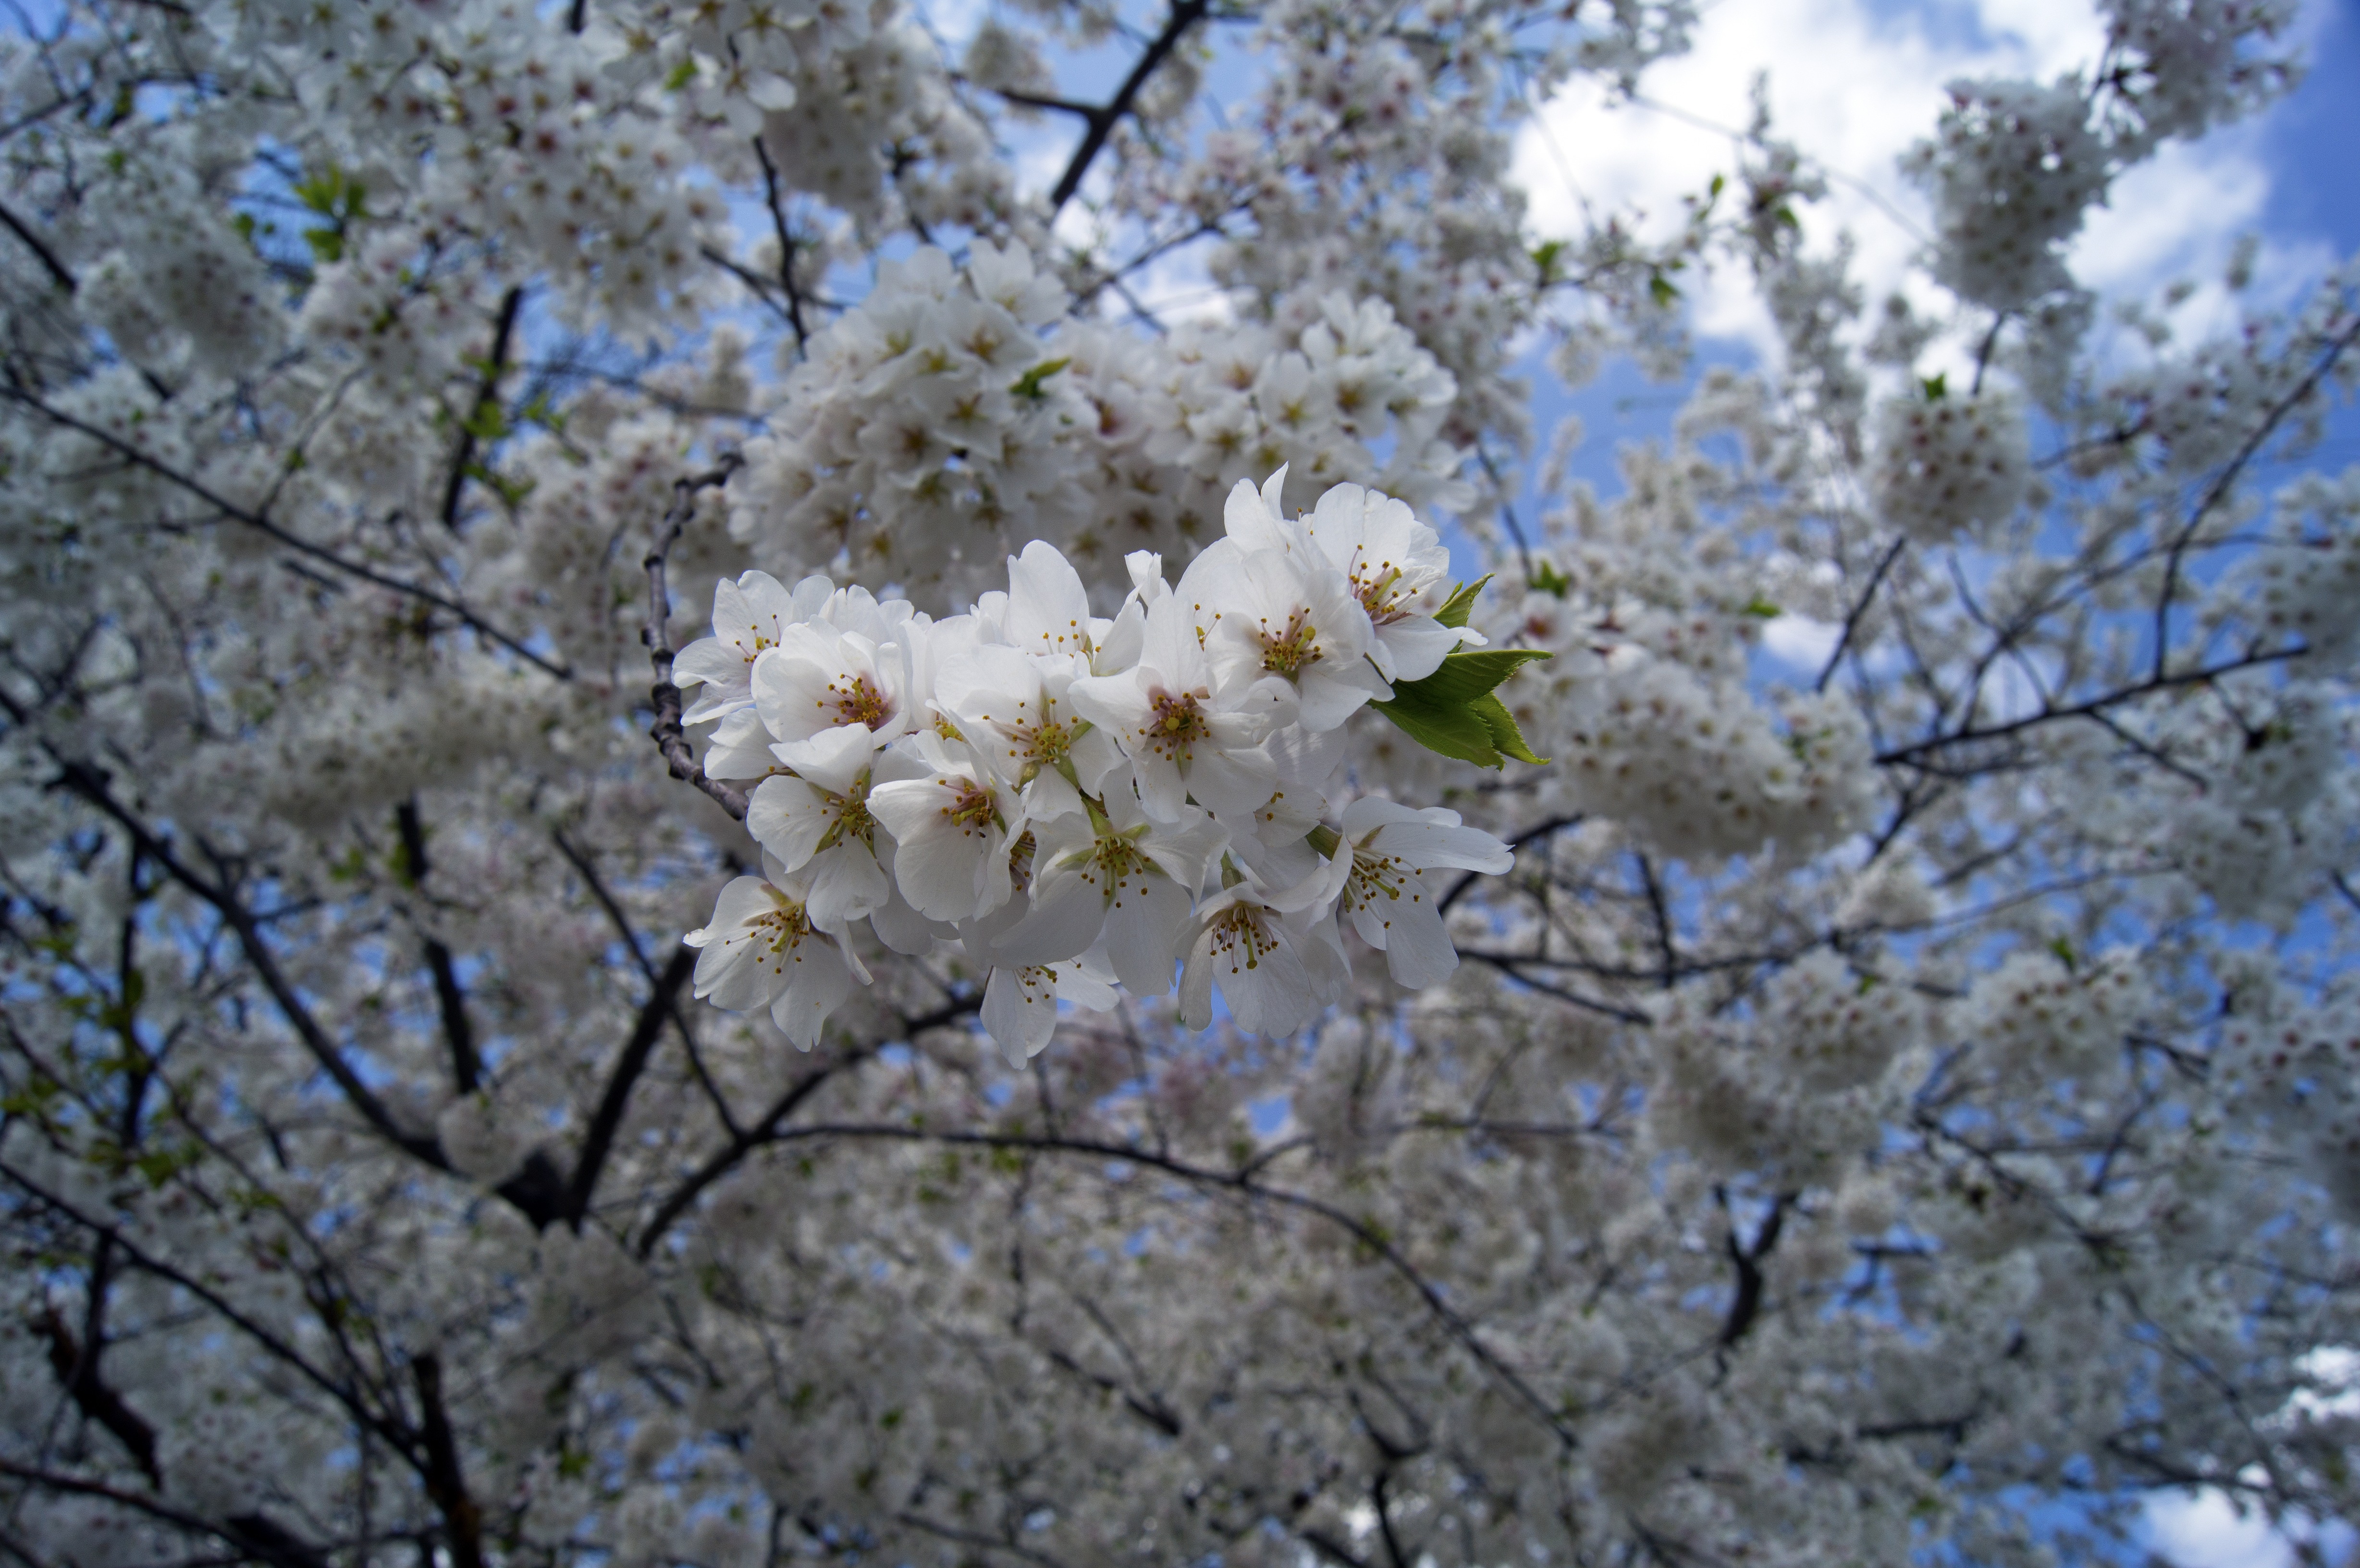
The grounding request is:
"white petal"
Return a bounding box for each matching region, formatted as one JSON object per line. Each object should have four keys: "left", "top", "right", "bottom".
{"left": 982, "top": 966, "right": 1060, "bottom": 1067}
{"left": 746, "top": 776, "right": 833, "bottom": 871}
{"left": 1104, "top": 875, "right": 1192, "bottom": 997}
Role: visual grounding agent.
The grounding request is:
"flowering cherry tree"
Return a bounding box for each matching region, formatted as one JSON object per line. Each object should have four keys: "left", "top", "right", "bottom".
{"left": 1, "top": 0, "right": 2355, "bottom": 1565}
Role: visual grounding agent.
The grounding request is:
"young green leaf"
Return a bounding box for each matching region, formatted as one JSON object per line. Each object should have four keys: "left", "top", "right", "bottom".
{"left": 1010, "top": 357, "right": 1071, "bottom": 401}
{"left": 1434, "top": 575, "right": 1490, "bottom": 629}
{"left": 1371, "top": 647, "right": 1553, "bottom": 769}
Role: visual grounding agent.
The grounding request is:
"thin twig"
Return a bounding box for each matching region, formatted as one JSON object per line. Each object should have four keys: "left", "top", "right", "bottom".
{"left": 1813, "top": 535, "right": 1905, "bottom": 694}
{"left": 0, "top": 386, "right": 571, "bottom": 679}
{"left": 642, "top": 457, "right": 750, "bottom": 819}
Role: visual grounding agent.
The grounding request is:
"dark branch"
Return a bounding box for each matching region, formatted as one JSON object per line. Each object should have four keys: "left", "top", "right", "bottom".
{"left": 0, "top": 386, "right": 570, "bottom": 679}
{"left": 33, "top": 1305, "right": 159, "bottom": 1485}
{"left": 1873, "top": 646, "right": 2305, "bottom": 768}
{"left": 751, "top": 138, "right": 810, "bottom": 353}
{"left": 1813, "top": 535, "right": 1906, "bottom": 694}
{"left": 399, "top": 799, "right": 480, "bottom": 1093}
{"left": 437, "top": 286, "right": 524, "bottom": 531}
{"left": 0, "top": 1458, "right": 328, "bottom": 1568}
{"left": 642, "top": 458, "right": 751, "bottom": 820}
{"left": 564, "top": 943, "right": 697, "bottom": 1227}
{"left": 1047, "top": 0, "right": 1211, "bottom": 213}
{"left": 2151, "top": 313, "right": 2360, "bottom": 682}
{"left": 1715, "top": 1191, "right": 1789, "bottom": 1355}
{"left": 651, "top": 1120, "right": 1583, "bottom": 1447}
{"left": 413, "top": 1355, "right": 485, "bottom": 1568}
{"left": 41, "top": 754, "right": 446, "bottom": 1169}
{"left": 0, "top": 198, "right": 75, "bottom": 292}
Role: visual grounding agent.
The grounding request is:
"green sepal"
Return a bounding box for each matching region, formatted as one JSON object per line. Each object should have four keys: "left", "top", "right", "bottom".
{"left": 1371, "top": 647, "right": 1552, "bottom": 770}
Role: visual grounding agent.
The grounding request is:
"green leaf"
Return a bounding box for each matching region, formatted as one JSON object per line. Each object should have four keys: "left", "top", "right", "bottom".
{"left": 1920, "top": 372, "right": 1948, "bottom": 402}
{"left": 1426, "top": 647, "right": 1553, "bottom": 687}
{"left": 1648, "top": 271, "right": 1681, "bottom": 308}
{"left": 1741, "top": 594, "right": 1782, "bottom": 618}
{"left": 1009, "top": 357, "right": 1071, "bottom": 401}
{"left": 1371, "top": 647, "right": 1553, "bottom": 770}
{"left": 1528, "top": 559, "right": 1572, "bottom": 598}
{"left": 462, "top": 400, "right": 509, "bottom": 441}
{"left": 1434, "top": 575, "right": 1490, "bottom": 629}
{"left": 664, "top": 58, "right": 699, "bottom": 91}
{"left": 1531, "top": 239, "right": 1565, "bottom": 284}
{"left": 519, "top": 394, "right": 566, "bottom": 434}
{"left": 464, "top": 462, "right": 535, "bottom": 509}
{"left": 2048, "top": 935, "right": 2078, "bottom": 972}
{"left": 1470, "top": 691, "right": 1548, "bottom": 766}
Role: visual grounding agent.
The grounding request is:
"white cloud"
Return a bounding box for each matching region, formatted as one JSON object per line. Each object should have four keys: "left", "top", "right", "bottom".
{"left": 2142, "top": 1486, "right": 2357, "bottom": 1568}
{"left": 1511, "top": 0, "right": 2323, "bottom": 367}
{"left": 1759, "top": 613, "right": 1842, "bottom": 672}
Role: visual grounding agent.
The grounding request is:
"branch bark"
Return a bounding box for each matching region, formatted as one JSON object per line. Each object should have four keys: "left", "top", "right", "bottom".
{"left": 1046, "top": 0, "right": 1212, "bottom": 214}
{"left": 642, "top": 459, "right": 750, "bottom": 820}
{"left": 437, "top": 286, "right": 525, "bottom": 531}
{"left": 412, "top": 1355, "right": 485, "bottom": 1568}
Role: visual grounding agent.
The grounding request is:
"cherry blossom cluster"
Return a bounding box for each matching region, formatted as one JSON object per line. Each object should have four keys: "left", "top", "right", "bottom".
{"left": 1867, "top": 382, "right": 2031, "bottom": 541}
{"left": 2232, "top": 468, "right": 2360, "bottom": 667}
{"left": 727, "top": 242, "right": 1470, "bottom": 604}
{"left": 682, "top": 472, "right": 1515, "bottom": 1062}
{"left": 1902, "top": 77, "right": 2109, "bottom": 311}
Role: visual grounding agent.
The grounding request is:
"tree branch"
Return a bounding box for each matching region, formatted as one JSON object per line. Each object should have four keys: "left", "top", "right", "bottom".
{"left": 642, "top": 459, "right": 750, "bottom": 820}
{"left": 437, "top": 286, "right": 524, "bottom": 531}
{"left": 653, "top": 1121, "right": 1584, "bottom": 1448}
{"left": 1813, "top": 535, "right": 1905, "bottom": 694}
{"left": 2151, "top": 312, "right": 2360, "bottom": 682}
{"left": 564, "top": 943, "right": 697, "bottom": 1227}
{"left": 0, "top": 198, "right": 75, "bottom": 292}
{"left": 32, "top": 1304, "right": 158, "bottom": 1485}
{"left": 751, "top": 139, "right": 810, "bottom": 354}
{"left": 40, "top": 753, "right": 446, "bottom": 1169}
{"left": 1873, "top": 646, "right": 2305, "bottom": 769}
{"left": 398, "top": 799, "right": 480, "bottom": 1093}
{"left": 0, "top": 386, "right": 570, "bottom": 679}
{"left": 1047, "top": 0, "right": 1211, "bottom": 214}
{"left": 412, "top": 1354, "right": 485, "bottom": 1568}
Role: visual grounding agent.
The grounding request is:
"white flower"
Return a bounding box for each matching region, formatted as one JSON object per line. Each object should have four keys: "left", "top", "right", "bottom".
{"left": 674, "top": 570, "right": 833, "bottom": 723}
{"left": 981, "top": 953, "right": 1118, "bottom": 1069}
{"left": 933, "top": 644, "right": 1128, "bottom": 821}
{"left": 1179, "top": 536, "right": 1390, "bottom": 732}
{"left": 994, "top": 789, "right": 1229, "bottom": 995}
{"left": 1002, "top": 539, "right": 1104, "bottom": 663}
{"left": 1295, "top": 482, "right": 1475, "bottom": 682}
{"left": 1067, "top": 590, "right": 1293, "bottom": 821}
{"left": 744, "top": 725, "right": 901, "bottom": 932}
{"left": 1177, "top": 859, "right": 1351, "bottom": 1038}
{"left": 684, "top": 867, "right": 864, "bottom": 1050}
{"left": 751, "top": 615, "right": 918, "bottom": 751}
{"left": 1335, "top": 796, "right": 1513, "bottom": 987}
{"left": 867, "top": 731, "right": 1027, "bottom": 923}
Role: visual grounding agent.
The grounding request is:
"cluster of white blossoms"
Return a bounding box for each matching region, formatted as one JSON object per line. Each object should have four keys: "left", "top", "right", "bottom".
{"left": 1903, "top": 77, "right": 2110, "bottom": 311}
{"left": 682, "top": 471, "right": 1516, "bottom": 1061}
{"left": 2226, "top": 468, "right": 2360, "bottom": 666}
{"left": 727, "top": 243, "right": 1471, "bottom": 603}
{"left": 1867, "top": 383, "right": 2031, "bottom": 541}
